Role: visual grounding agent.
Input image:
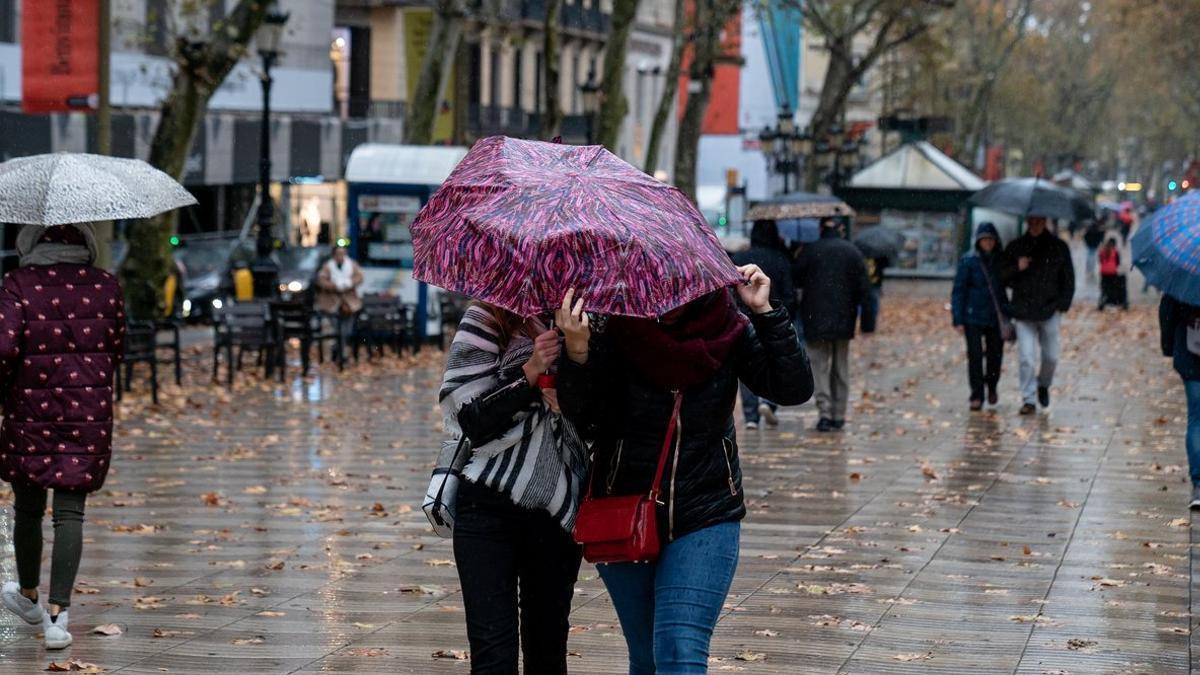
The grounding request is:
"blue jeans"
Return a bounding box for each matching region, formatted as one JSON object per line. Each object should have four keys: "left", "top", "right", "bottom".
{"left": 598, "top": 522, "right": 740, "bottom": 674}
{"left": 1185, "top": 380, "right": 1200, "bottom": 486}
{"left": 740, "top": 382, "right": 775, "bottom": 423}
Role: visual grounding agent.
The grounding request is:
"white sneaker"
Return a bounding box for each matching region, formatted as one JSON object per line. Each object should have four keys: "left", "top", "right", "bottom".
{"left": 744, "top": 420, "right": 758, "bottom": 430}
{"left": 758, "top": 403, "right": 779, "bottom": 427}
{"left": 43, "top": 610, "right": 72, "bottom": 650}
{"left": 1, "top": 581, "right": 45, "bottom": 625}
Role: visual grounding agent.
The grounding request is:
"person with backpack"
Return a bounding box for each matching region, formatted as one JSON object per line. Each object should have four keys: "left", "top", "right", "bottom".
{"left": 951, "top": 223, "right": 1010, "bottom": 410}
{"left": 1097, "top": 238, "right": 1129, "bottom": 310}
{"left": 1160, "top": 294, "right": 1200, "bottom": 509}
{"left": 0, "top": 224, "right": 125, "bottom": 650}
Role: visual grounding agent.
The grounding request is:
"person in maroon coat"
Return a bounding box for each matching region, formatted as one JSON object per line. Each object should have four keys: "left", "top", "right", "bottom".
{"left": 0, "top": 223, "right": 124, "bottom": 650}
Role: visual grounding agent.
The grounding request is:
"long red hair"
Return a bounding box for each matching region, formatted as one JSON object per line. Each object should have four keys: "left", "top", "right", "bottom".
{"left": 473, "top": 302, "right": 538, "bottom": 349}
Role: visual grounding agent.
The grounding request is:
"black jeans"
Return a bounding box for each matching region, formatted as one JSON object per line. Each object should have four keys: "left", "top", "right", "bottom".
{"left": 453, "top": 480, "right": 582, "bottom": 675}
{"left": 964, "top": 324, "right": 1003, "bottom": 401}
{"left": 11, "top": 482, "right": 87, "bottom": 608}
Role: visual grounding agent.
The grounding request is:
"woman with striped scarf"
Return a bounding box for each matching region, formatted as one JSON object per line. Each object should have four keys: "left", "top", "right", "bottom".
{"left": 433, "top": 302, "right": 588, "bottom": 673}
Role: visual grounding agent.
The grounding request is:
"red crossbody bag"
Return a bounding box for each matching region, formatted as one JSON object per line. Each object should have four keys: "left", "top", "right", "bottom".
{"left": 572, "top": 391, "right": 683, "bottom": 564}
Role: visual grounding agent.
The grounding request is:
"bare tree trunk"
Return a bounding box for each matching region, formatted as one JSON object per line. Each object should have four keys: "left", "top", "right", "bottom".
{"left": 675, "top": 0, "right": 735, "bottom": 202}
{"left": 804, "top": 48, "right": 855, "bottom": 191}
{"left": 123, "top": 0, "right": 269, "bottom": 321}
{"left": 540, "top": 0, "right": 563, "bottom": 138}
{"left": 644, "top": 0, "right": 685, "bottom": 174}
{"left": 405, "top": 0, "right": 465, "bottom": 145}
{"left": 595, "top": 0, "right": 641, "bottom": 150}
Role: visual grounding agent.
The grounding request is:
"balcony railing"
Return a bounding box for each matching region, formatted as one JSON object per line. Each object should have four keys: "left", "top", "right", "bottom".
{"left": 520, "top": 0, "right": 609, "bottom": 33}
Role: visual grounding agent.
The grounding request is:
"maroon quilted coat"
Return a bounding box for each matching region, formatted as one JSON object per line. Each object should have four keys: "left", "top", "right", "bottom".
{"left": 0, "top": 262, "right": 125, "bottom": 493}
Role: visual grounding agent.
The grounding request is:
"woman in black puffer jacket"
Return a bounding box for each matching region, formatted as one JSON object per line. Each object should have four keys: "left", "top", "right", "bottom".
{"left": 557, "top": 264, "right": 812, "bottom": 673}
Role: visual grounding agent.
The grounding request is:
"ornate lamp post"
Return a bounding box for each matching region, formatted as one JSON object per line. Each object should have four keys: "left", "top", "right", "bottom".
{"left": 758, "top": 104, "right": 813, "bottom": 194}
{"left": 250, "top": 5, "right": 290, "bottom": 298}
{"left": 579, "top": 70, "right": 601, "bottom": 145}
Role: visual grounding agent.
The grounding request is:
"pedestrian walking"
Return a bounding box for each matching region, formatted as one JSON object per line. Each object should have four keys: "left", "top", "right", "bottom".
{"left": 793, "top": 219, "right": 872, "bottom": 431}
{"left": 0, "top": 224, "right": 125, "bottom": 650}
{"left": 1083, "top": 222, "right": 1105, "bottom": 281}
{"left": 731, "top": 221, "right": 796, "bottom": 429}
{"left": 1159, "top": 295, "right": 1200, "bottom": 508}
{"left": 430, "top": 302, "right": 588, "bottom": 673}
{"left": 951, "top": 223, "right": 1011, "bottom": 410}
{"left": 859, "top": 256, "right": 888, "bottom": 334}
{"left": 315, "top": 245, "right": 363, "bottom": 360}
{"left": 557, "top": 267, "right": 812, "bottom": 673}
{"left": 998, "top": 216, "right": 1075, "bottom": 415}
{"left": 1097, "top": 238, "right": 1129, "bottom": 310}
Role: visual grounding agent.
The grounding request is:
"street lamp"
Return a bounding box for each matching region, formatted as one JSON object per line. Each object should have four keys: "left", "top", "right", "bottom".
{"left": 758, "top": 104, "right": 810, "bottom": 194}
{"left": 579, "top": 70, "right": 601, "bottom": 144}
{"left": 251, "top": 5, "right": 289, "bottom": 298}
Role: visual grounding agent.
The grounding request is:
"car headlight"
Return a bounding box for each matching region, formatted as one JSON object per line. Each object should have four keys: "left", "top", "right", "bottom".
{"left": 182, "top": 299, "right": 193, "bottom": 316}
{"left": 287, "top": 280, "right": 303, "bottom": 292}
{"left": 212, "top": 298, "right": 224, "bottom": 310}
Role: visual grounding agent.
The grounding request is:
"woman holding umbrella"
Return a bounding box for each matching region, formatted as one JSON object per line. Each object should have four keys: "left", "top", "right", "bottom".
{"left": 0, "top": 153, "right": 194, "bottom": 650}
{"left": 556, "top": 266, "right": 811, "bottom": 671}
{"left": 1135, "top": 191, "right": 1200, "bottom": 509}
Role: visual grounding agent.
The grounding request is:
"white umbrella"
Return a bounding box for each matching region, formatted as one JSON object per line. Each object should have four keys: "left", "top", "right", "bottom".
{"left": 0, "top": 152, "right": 197, "bottom": 226}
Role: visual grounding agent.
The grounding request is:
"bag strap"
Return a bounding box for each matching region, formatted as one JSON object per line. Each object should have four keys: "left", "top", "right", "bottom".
{"left": 648, "top": 391, "right": 683, "bottom": 502}
{"left": 433, "top": 435, "right": 470, "bottom": 504}
{"left": 979, "top": 257, "right": 1006, "bottom": 322}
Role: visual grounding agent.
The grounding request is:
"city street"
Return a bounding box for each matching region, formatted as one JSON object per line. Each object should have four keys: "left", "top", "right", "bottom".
{"left": 0, "top": 276, "right": 1194, "bottom": 674}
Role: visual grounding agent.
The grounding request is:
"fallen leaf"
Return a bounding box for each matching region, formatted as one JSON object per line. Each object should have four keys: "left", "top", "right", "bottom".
{"left": 432, "top": 649, "right": 470, "bottom": 660}
{"left": 1067, "top": 638, "right": 1098, "bottom": 650}
{"left": 1168, "top": 518, "right": 1189, "bottom": 527}
{"left": 344, "top": 648, "right": 388, "bottom": 657}
{"left": 46, "top": 661, "right": 103, "bottom": 673}
{"left": 257, "top": 611, "right": 286, "bottom": 617}
{"left": 754, "top": 628, "right": 779, "bottom": 637}
{"left": 133, "top": 596, "right": 164, "bottom": 610}
{"left": 152, "top": 628, "right": 188, "bottom": 638}
{"left": 232, "top": 635, "right": 265, "bottom": 645}
{"left": 426, "top": 559, "right": 456, "bottom": 567}
{"left": 735, "top": 651, "right": 767, "bottom": 662}
{"left": 92, "top": 624, "right": 123, "bottom": 636}
{"left": 133, "top": 576, "right": 153, "bottom": 588}
{"left": 893, "top": 652, "right": 933, "bottom": 662}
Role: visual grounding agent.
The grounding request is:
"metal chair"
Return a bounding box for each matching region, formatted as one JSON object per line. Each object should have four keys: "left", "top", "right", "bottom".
{"left": 270, "top": 300, "right": 327, "bottom": 380}
{"left": 155, "top": 320, "right": 183, "bottom": 386}
{"left": 116, "top": 320, "right": 159, "bottom": 405}
{"left": 212, "top": 301, "right": 277, "bottom": 388}
{"left": 352, "top": 294, "right": 410, "bottom": 361}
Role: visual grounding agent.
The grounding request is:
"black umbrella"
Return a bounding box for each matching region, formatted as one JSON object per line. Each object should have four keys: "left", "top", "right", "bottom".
{"left": 969, "top": 177, "right": 1094, "bottom": 221}
{"left": 853, "top": 225, "right": 902, "bottom": 260}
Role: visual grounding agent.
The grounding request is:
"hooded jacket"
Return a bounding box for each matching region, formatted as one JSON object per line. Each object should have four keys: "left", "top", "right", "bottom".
{"left": 951, "top": 223, "right": 1008, "bottom": 327}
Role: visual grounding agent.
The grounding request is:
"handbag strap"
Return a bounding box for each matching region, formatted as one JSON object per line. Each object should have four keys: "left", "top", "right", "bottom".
{"left": 648, "top": 391, "right": 683, "bottom": 502}
{"left": 434, "top": 435, "right": 470, "bottom": 503}
{"left": 979, "top": 256, "right": 1006, "bottom": 322}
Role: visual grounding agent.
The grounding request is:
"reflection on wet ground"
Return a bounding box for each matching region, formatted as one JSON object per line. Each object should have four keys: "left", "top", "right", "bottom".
{"left": 0, "top": 280, "right": 1193, "bottom": 674}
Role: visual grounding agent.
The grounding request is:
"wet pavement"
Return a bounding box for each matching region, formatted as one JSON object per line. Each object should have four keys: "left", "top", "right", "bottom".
{"left": 0, "top": 270, "right": 1194, "bottom": 674}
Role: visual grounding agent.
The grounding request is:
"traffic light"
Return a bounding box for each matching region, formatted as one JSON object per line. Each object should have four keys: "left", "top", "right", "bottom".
{"left": 169, "top": 235, "right": 181, "bottom": 247}
{"left": 1168, "top": 180, "right": 1178, "bottom": 191}
{"left": 1184, "top": 180, "right": 1192, "bottom": 190}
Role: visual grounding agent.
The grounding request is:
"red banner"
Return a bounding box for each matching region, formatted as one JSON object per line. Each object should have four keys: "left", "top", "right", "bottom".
{"left": 22, "top": 0, "right": 99, "bottom": 114}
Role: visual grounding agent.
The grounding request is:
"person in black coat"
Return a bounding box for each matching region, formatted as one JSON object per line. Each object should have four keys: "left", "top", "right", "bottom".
{"left": 793, "top": 219, "right": 871, "bottom": 431}
{"left": 951, "top": 222, "right": 1009, "bottom": 410}
{"left": 1160, "top": 294, "right": 1200, "bottom": 509}
{"left": 997, "top": 216, "right": 1075, "bottom": 414}
{"left": 556, "top": 267, "right": 812, "bottom": 673}
{"left": 732, "top": 220, "right": 796, "bottom": 428}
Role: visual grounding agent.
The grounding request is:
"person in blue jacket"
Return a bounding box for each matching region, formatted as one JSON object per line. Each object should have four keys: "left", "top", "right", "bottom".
{"left": 951, "top": 223, "right": 1009, "bottom": 410}
{"left": 1160, "top": 294, "right": 1200, "bottom": 509}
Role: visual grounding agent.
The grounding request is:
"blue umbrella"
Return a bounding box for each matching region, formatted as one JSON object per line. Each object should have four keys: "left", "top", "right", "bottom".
{"left": 1132, "top": 191, "right": 1200, "bottom": 304}
{"left": 777, "top": 218, "right": 820, "bottom": 243}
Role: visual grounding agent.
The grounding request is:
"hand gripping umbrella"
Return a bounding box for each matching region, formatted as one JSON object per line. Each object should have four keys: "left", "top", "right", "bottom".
{"left": 410, "top": 136, "right": 743, "bottom": 318}
{"left": 1132, "top": 191, "right": 1200, "bottom": 304}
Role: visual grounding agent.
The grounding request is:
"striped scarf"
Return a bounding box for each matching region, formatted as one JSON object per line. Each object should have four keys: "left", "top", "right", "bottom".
{"left": 436, "top": 306, "right": 588, "bottom": 532}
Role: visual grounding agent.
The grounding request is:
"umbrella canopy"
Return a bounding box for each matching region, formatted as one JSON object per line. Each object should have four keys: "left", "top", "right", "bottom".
{"left": 410, "top": 136, "right": 742, "bottom": 318}
{"left": 0, "top": 153, "right": 197, "bottom": 226}
{"left": 777, "top": 218, "right": 820, "bottom": 244}
{"left": 853, "top": 225, "right": 903, "bottom": 260}
{"left": 746, "top": 191, "right": 855, "bottom": 221}
{"left": 1132, "top": 191, "right": 1200, "bottom": 304}
{"left": 969, "top": 177, "right": 1093, "bottom": 221}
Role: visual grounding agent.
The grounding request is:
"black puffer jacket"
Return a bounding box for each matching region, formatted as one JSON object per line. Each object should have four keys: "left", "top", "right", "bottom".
{"left": 793, "top": 231, "right": 872, "bottom": 341}
{"left": 998, "top": 231, "right": 1075, "bottom": 321}
{"left": 558, "top": 306, "right": 812, "bottom": 543}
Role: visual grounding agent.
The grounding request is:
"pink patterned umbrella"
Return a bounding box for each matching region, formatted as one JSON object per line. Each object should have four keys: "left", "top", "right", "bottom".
{"left": 410, "top": 136, "right": 742, "bottom": 318}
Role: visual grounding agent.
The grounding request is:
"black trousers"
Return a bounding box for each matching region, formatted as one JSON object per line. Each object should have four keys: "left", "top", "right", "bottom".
{"left": 12, "top": 482, "right": 87, "bottom": 608}
{"left": 1098, "top": 275, "right": 1128, "bottom": 309}
{"left": 964, "top": 324, "right": 1003, "bottom": 401}
{"left": 453, "top": 480, "right": 582, "bottom": 675}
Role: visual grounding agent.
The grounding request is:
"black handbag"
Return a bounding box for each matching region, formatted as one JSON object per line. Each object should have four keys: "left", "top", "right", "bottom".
{"left": 981, "top": 261, "right": 1016, "bottom": 342}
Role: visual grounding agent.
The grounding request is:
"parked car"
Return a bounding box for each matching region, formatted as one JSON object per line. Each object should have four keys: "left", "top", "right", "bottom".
{"left": 175, "top": 237, "right": 240, "bottom": 322}
{"left": 275, "top": 247, "right": 325, "bottom": 302}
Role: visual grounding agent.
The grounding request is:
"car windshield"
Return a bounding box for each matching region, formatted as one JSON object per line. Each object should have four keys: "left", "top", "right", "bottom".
{"left": 176, "top": 240, "right": 236, "bottom": 277}
{"left": 276, "top": 247, "right": 323, "bottom": 274}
